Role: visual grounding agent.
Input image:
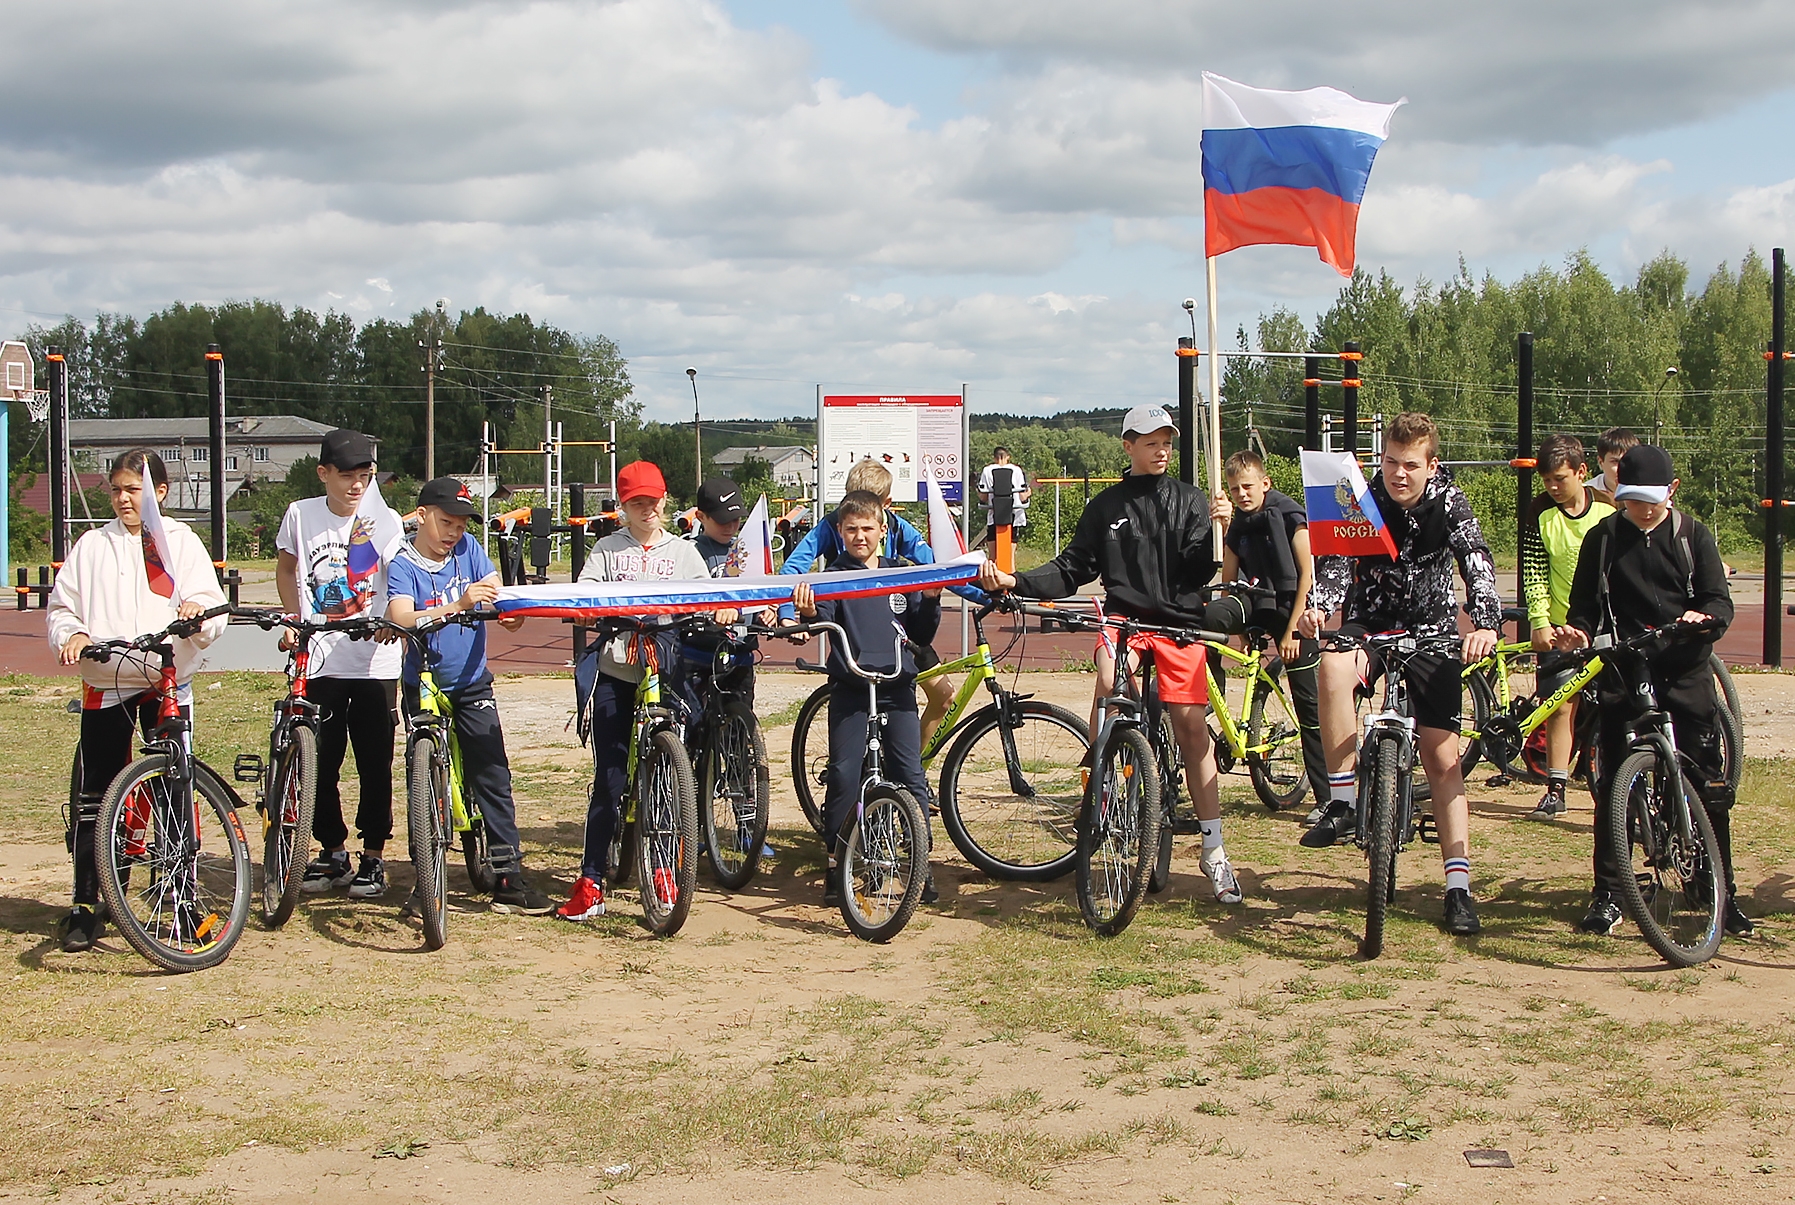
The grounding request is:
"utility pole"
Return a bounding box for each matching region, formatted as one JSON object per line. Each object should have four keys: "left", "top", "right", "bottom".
{"left": 419, "top": 337, "right": 442, "bottom": 479}
{"left": 687, "top": 366, "right": 702, "bottom": 491}
{"left": 541, "top": 383, "right": 553, "bottom": 518}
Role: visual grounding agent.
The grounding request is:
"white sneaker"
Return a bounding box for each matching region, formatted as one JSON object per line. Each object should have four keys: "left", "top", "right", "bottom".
{"left": 1201, "top": 852, "right": 1244, "bottom": 905}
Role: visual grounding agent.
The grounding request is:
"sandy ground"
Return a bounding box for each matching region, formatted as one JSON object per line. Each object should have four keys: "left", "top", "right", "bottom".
{"left": 2, "top": 670, "right": 1794, "bottom": 1204}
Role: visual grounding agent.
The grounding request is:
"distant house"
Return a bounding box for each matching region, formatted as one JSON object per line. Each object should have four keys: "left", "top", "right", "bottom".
{"left": 711, "top": 444, "right": 815, "bottom": 491}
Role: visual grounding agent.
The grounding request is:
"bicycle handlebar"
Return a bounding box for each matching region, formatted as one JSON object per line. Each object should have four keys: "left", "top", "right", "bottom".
{"left": 1002, "top": 599, "right": 1228, "bottom": 647}
{"left": 772, "top": 620, "right": 908, "bottom": 683}
{"left": 77, "top": 602, "right": 236, "bottom": 662}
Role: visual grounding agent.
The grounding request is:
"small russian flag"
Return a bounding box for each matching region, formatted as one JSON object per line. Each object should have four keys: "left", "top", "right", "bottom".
{"left": 1201, "top": 73, "right": 1405, "bottom": 277}
{"left": 1301, "top": 450, "right": 1398, "bottom": 559}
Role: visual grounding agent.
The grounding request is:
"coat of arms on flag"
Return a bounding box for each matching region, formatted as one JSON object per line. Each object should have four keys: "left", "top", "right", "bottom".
{"left": 1300, "top": 450, "right": 1398, "bottom": 558}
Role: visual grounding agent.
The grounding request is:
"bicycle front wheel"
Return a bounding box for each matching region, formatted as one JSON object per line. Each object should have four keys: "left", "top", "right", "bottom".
{"left": 1361, "top": 735, "right": 1401, "bottom": 960}
{"left": 936, "top": 701, "right": 1086, "bottom": 882}
{"left": 702, "top": 700, "right": 771, "bottom": 889}
{"left": 838, "top": 783, "right": 927, "bottom": 942}
{"left": 96, "top": 754, "right": 251, "bottom": 972}
{"left": 1247, "top": 674, "right": 1308, "bottom": 811}
{"left": 789, "top": 682, "right": 832, "bottom": 836}
{"left": 1606, "top": 750, "right": 1724, "bottom": 967}
{"left": 636, "top": 728, "right": 699, "bottom": 937}
{"left": 407, "top": 734, "right": 451, "bottom": 951}
{"left": 1074, "top": 726, "right": 1160, "bottom": 937}
{"left": 261, "top": 725, "right": 317, "bottom": 929}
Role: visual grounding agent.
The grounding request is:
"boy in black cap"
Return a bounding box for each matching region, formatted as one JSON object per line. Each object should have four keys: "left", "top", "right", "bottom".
{"left": 692, "top": 478, "right": 747, "bottom": 573}
{"left": 276, "top": 428, "right": 405, "bottom": 898}
{"left": 1560, "top": 444, "right": 1748, "bottom": 936}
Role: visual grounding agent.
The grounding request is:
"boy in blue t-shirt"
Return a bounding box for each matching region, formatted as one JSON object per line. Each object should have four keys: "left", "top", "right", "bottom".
{"left": 386, "top": 478, "right": 551, "bottom": 915}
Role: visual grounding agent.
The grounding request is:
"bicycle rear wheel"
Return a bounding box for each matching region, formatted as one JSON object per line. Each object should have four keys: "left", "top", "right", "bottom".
{"left": 261, "top": 725, "right": 317, "bottom": 929}
{"left": 407, "top": 734, "right": 451, "bottom": 951}
{"left": 838, "top": 783, "right": 927, "bottom": 942}
{"left": 1247, "top": 674, "right": 1308, "bottom": 811}
{"left": 636, "top": 728, "right": 699, "bottom": 937}
{"left": 461, "top": 812, "right": 494, "bottom": 893}
{"left": 96, "top": 754, "right": 251, "bottom": 972}
{"left": 702, "top": 700, "right": 770, "bottom": 889}
{"left": 1606, "top": 749, "right": 1725, "bottom": 967}
{"left": 1361, "top": 735, "right": 1401, "bottom": 960}
{"left": 937, "top": 701, "right": 1086, "bottom": 882}
{"left": 789, "top": 682, "right": 831, "bottom": 836}
{"left": 1074, "top": 726, "right": 1160, "bottom": 937}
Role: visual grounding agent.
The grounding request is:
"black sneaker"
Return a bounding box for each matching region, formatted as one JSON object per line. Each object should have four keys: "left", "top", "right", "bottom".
{"left": 1724, "top": 900, "right": 1755, "bottom": 937}
{"left": 1579, "top": 897, "right": 1623, "bottom": 935}
{"left": 1300, "top": 803, "right": 1355, "bottom": 848}
{"left": 60, "top": 905, "right": 101, "bottom": 953}
{"left": 1527, "top": 788, "right": 1567, "bottom": 822}
{"left": 490, "top": 873, "right": 552, "bottom": 915}
{"left": 823, "top": 864, "right": 841, "bottom": 908}
{"left": 1442, "top": 888, "right": 1481, "bottom": 936}
{"left": 346, "top": 854, "right": 388, "bottom": 899}
{"left": 300, "top": 849, "right": 353, "bottom": 894}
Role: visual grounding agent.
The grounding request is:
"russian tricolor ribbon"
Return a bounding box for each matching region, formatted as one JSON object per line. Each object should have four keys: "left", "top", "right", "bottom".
{"left": 1201, "top": 73, "right": 1405, "bottom": 277}
{"left": 137, "top": 475, "right": 181, "bottom": 601}
{"left": 1300, "top": 450, "right": 1398, "bottom": 559}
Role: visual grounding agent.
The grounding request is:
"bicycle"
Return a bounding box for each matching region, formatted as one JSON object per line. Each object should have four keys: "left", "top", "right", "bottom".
{"left": 1195, "top": 581, "right": 1315, "bottom": 812}
{"left": 587, "top": 618, "right": 700, "bottom": 937}
{"left": 789, "top": 601, "right": 1089, "bottom": 882}
{"left": 781, "top": 620, "right": 929, "bottom": 942}
{"left": 682, "top": 621, "right": 771, "bottom": 890}
{"left": 79, "top": 603, "right": 252, "bottom": 972}
{"left": 1321, "top": 628, "right": 1464, "bottom": 961}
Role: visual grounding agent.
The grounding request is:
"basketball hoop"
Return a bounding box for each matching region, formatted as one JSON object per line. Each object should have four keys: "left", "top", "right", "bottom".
{"left": 24, "top": 389, "right": 49, "bottom": 424}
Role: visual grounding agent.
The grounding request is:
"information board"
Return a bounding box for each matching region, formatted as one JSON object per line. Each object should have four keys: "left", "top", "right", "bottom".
{"left": 819, "top": 394, "right": 965, "bottom": 503}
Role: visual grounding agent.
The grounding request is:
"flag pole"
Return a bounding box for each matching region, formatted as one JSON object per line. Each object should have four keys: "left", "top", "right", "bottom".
{"left": 1204, "top": 254, "right": 1224, "bottom": 553}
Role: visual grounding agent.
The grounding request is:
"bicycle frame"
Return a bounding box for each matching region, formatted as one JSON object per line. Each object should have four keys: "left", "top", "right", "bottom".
{"left": 1200, "top": 639, "right": 1289, "bottom": 761}
{"left": 410, "top": 669, "right": 469, "bottom": 834}
{"left": 622, "top": 633, "right": 683, "bottom": 826}
{"left": 1352, "top": 637, "right": 1428, "bottom": 852}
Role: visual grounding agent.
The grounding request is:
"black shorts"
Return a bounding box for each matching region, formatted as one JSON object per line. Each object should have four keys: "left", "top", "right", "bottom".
{"left": 1334, "top": 619, "right": 1463, "bottom": 734}
{"left": 907, "top": 640, "right": 941, "bottom": 673}
{"left": 1536, "top": 649, "right": 1577, "bottom": 698}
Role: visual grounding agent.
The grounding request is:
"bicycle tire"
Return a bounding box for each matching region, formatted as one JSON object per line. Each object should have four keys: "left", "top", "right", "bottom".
{"left": 1246, "top": 673, "right": 1309, "bottom": 811}
{"left": 702, "top": 699, "right": 770, "bottom": 889}
{"left": 937, "top": 701, "right": 1086, "bottom": 882}
{"left": 838, "top": 783, "right": 927, "bottom": 942}
{"left": 95, "top": 753, "right": 251, "bottom": 972}
{"left": 636, "top": 727, "right": 699, "bottom": 937}
{"left": 407, "top": 734, "right": 450, "bottom": 951}
{"left": 1605, "top": 749, "right": 1725, "bottom": 967}
{"left": 1716, "top": 695, "right": 1743, "bottom": 795}
{"left": 461, "top": 812, "right": 495, "bottom": 893}
{"left": 261, "top": 724, "right": 317, "bottom": 929}
{"left": 1074, "top": 726, "right": 1160, "bottom": 937}
{"left": 1710, "top": 653, "right": 1741, "bottom": 729}
{"left": 789, "top": 682, "right": 832, "bottom": 836}
{"left": 1361, "top": 735, "right": 1401, "bottom": 960}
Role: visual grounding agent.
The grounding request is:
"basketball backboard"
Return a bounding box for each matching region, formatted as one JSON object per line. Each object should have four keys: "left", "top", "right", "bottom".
{"left": 0, "top": 341, "right": 32, "bottom": 398}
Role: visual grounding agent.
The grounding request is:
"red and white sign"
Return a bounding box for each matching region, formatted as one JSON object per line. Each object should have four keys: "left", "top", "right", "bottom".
{"left": 820, "top": 394, "right": 964, "bottom": 503}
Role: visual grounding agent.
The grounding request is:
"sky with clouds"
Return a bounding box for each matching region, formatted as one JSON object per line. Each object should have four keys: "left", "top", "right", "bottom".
{"left": 1, "top": 0, "right": 1791, "bottom": 420}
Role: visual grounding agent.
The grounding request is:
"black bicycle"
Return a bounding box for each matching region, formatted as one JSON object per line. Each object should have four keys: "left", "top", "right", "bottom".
{"left": 682, "top": 621, "right": 771, "bottom": 890}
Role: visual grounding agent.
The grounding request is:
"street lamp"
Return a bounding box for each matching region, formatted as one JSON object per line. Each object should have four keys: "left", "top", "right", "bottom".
{"left": 1652, "top": 366, "right": 1679, "bottom": 440}
{"left": 686, "top": 367, "right": 701, "bottom": 492}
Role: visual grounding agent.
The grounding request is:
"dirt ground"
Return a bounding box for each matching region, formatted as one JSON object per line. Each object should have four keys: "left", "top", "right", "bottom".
{"left": 2, "top": 669, "right": 1794, "bottom": 1204}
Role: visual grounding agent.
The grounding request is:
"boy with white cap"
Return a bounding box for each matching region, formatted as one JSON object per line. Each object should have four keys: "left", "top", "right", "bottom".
{"left": 979, "top": 405, "right": 1244, "bottom": 904}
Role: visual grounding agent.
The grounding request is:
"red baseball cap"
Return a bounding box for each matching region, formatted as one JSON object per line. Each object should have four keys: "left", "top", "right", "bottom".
{"left": 617, "top": 461, "right": 668, "bottom": 502}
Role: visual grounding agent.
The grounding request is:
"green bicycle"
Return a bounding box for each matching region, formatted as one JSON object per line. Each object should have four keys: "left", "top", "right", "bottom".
{"left": 790, "top": 601, "right": 1090, "bottom": 882}
{"left": 1196, "top": 582, "right": 1315, "bottom": 813}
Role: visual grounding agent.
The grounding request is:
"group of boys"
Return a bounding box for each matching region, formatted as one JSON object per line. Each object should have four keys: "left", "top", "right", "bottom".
{"left": 52, "top": 409, "right": 1752, "bottom": 952}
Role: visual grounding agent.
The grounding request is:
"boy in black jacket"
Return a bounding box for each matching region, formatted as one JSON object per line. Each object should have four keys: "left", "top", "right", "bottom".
{"left": 792, "top": 491, "right": 943, "bottom": 906}
{"left": 979, "top": 405, "right": 1244, "bottom": 905}
{"left": 1559, "top": 444, "right": 1749, "bottom": 937}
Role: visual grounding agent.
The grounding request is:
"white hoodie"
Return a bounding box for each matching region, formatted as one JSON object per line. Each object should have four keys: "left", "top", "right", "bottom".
{"left": 46, "top": 516, "right": 229, "bottom": 694}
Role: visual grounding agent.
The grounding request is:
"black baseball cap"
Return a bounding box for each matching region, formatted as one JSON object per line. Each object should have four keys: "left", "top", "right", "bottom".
{"left": 319, "top": 428, "right": 376, "bottom": 469}
{"left": 1613, "top": 444, "right": 1675, "bottom": 505}
{"left": 696, "top": 478, "right": 747, "bottom": 521}
{"left": 417, "top": 477, "right": 479, "bottom": 516}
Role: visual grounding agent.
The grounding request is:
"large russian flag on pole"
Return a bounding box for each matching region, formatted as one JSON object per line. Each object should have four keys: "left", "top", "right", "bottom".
{"left": 1300, "top": 450, "right": 1398, "bottom": 558}
{"left": 1201, "top": 73, "right": 1405, "bottom": 277}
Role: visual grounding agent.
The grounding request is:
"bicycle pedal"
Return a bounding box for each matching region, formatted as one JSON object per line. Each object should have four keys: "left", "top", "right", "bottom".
{"left": 1170, "top": 816, "right": 1204, "bottom": 835}
{"left": 1485, "top": 773, "right": 1512, "bottom": 788}
{"left": 232, "top": 753, "right": 264, "bottom": 783}
{"left": 1417, "top": 813, "right": 1440, "bottom": 845}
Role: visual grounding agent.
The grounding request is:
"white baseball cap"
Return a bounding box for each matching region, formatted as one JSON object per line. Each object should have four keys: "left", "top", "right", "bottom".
{"left": 1122, "top": 404, "right": 1180, "bottom": 438}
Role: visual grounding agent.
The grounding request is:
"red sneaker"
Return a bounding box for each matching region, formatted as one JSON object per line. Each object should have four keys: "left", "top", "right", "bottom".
{"left": 555, "top": 875, "right": 605, "bottom": 921}
{"left": 652, "top": 866, "right": 678, "bottom": 907}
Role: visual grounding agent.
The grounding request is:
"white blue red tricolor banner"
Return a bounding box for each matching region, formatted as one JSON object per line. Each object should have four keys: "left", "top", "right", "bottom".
{"left": 1201, "top": 73, "right": 1405, "bottom": 276}
{"left": 1300, "top": 450, "right": 1398, "bottom": 558}
{"left": 493, "top": 552, "right": 984, "bottom": 619}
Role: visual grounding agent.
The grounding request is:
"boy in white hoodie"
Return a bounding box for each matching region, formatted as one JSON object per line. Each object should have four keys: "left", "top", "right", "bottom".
{"left": 46, "top": 449, "right": 227, "bottom": 952}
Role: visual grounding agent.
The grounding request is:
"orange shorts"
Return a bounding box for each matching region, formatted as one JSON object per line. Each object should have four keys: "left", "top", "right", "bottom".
{"left": 1104, "top": 631, "right": 1210, "bottom": 705}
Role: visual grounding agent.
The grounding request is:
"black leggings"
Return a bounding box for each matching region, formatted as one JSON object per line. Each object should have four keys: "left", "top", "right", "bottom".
{"left": 308, "top": 677, "right": 398, "bottom": 850}
{"left": 72, "top": 694, "right": 172, "bottom": 906}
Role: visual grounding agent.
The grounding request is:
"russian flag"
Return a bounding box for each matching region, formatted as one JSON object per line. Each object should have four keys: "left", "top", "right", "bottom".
{"left": 1300, "top": 450, "right": 1398, "bottom": 559}
{"left": 1201, "top": 73, "right": 1405, "bottom": 277}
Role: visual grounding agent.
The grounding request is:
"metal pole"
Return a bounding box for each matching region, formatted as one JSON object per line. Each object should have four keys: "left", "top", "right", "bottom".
{"left": 961, "top": 383, "right": 971, "bottom": 655}
{"left": 608, "top": 419, "right": 617, "bottom": 506}
{"left": 1341, "top": 341, "right": 1361, "bottom": 459}
{"left": 687, "top": 367, "right": 701, "bottom": 492}
{"left": 1516, "top": 332, "right": 1534, "bottom": 614}
{"left": 1177, "top": 337, "right": 1197, "bottom": 485}
{"left": 1304, "top": 355, "right": 1320, "bottom": 449}
{"left": 541, "top": 383, "right": 553, "bottom": 517}
{"left": 1767, "top": 248, "right": 1786, "bottom": 667}
{"left": 421, "top": 338, "right": 439, "bottom": 480}
{"left": 1, "top": 399, "right": 9, "bottom": 590}
{"left": 205, "top": 344, "right": 226, "bottom": 566}
{"left": 1054, "top": 479, "right": 1062, "bottom": 551}
{"left": 46, "top": 348, "right": 68, "bottom": 563}
{"left": 481, "top": 419, "right": 492, "bottom": 557}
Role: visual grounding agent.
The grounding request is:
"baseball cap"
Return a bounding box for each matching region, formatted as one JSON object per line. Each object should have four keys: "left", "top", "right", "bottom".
{"left": 1612, "top": 444, "right": 1675, "bottom": 504}
{"left": 617, "top": 461, "right": 668, "bottom": 503}
{"left": 1122, "top": 404, "right": 1180, "bottom": 438}
{"left": 319, "top": 428, "right": 376, "bottom": 469}
{"left": 696, "top": 477, "right": 747, "bottom": 521}
{"left": 417, "top": 477, "right": 478, "bottom": 516}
